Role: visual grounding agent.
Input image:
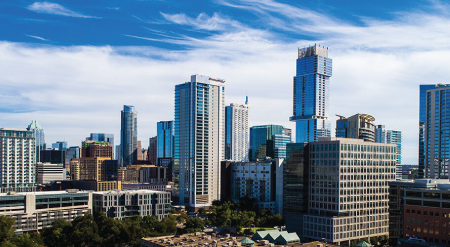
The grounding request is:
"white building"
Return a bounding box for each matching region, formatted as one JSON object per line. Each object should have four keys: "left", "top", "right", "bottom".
{"left": 0, "top": 190, "right": 92, "bottom": 233}
{"left": 225, "top": 100, "right": 249, "bottom": 162}
{"left": 303, "top": 137, "right": 396, "bottom": 245}
{"left": 92, "top": 190, "right": 171, "bottom": 220}
{"left": 174, "top": 75, "right": 225, "bottom": 208}
{"left": 36, "top": 162, "right": 66, "bottom": 184}
{"left": 0, "top": 128, "right": 36, "bottom": 193}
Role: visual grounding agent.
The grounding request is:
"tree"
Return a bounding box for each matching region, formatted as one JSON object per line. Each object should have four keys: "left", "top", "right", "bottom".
{"left": 95, "top": 212, "right": 122, "bottom": 247}
{"left": 184, "top": 217, "right": 205, "bottom": 233}
{"left": 0, "top": 216, "right": 15, "bottom": 244}
{"left": 71, "top": 214, "right": 102, "bottom": 246}
{"left": 41, "top": 219, "right": 73, "bottom": 247}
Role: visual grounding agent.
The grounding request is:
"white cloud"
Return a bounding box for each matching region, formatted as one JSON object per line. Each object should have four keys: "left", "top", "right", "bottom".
{"left": 26, "top": 2, "right": 100, "bottom": 18}
{"left": 25, "top": 34, "right": 49, "bottom": 41}
{"left": 3, "top": 0, "right": 450, "bottom": 164}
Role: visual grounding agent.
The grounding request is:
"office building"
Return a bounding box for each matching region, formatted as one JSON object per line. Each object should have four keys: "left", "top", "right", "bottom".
{"left": 303, "top": 137, "right": 396, "bottom": 245}
{"left": 283, "top": 143, "right": 309, "bottom": 235}
{"left": 40, "top": 149, "right": 65, "bottom": 165}
{"left": 267, "top": 134, "right": 291, "bottom": 159}
{"left": 249, "top": 125, "right": 291, "bottom": 161}
{"left": 26, "top": 120, "right": 45, "bottom": 164}
{"left": 0, "top": 128, "right": 36, "bottom": 193}
{"left": 225, "top": 99, "right": 249, "bottom": 162}
{"left": 70, "top": 157, "right": 112, "bottom": 181}
{"left": 230, "top": 160, "right": 280, "bottom": 214}
{"left": 52, "top": 141, "right": 67, "bottom": 151}
{"left": 174, "top": 74, "right": 225, "bottom": 208}
{"left": 157, "top": 121, "right": 173, "bottom": 160}
{"left": 36, "top": 162, "right": 65, "bottom": 184}
{"left": 65, "top": 146, "right": 81, "bottom": 168}
{"left": 376, "top": 125, "right": 402, "bottom": 180}
{"left": 86, "top": 133, "right": 114, "bottom": 147}
{"left": 82, "top": 140, "right": 113, "bottom": 159}
{"left": 421, "top": 84, "right": 450, "bottom": 179}
{"left": 93, "top": 190, "right": 171, "bottom": 220}
{"left": 290, "top": 45, "right": 332, "bottom": 143}
{"left": 0, "top": 190, "right": 92, "bottom": 233}
{"left": 403, "top": 180, "right": 450, "bottom": 245}
{"left": 419, "top": 85, "right": 438, "bottom": 178}
{"left": 121, "top": 164, "right": 167, "bottom": 184}
{"left": 48, "top": 180, "right": 121, "bottom": 192}
{"left": 148, "top": 137, "right": 157, "bottom": 164}
{"left": 335, "top": 113, "right": 376, "bottom": 142}
{"left": 120, "top": 105, "right": 138, "bottom": 166}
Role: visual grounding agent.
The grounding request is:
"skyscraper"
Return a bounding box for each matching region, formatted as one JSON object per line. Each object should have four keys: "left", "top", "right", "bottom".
{"left": 157, "top": 121, "right": 174, "bottom": 160}
{"left": 335, "top": 113, "right": 376, "bottom": 142}
{"left": 249, "top": 125, "right": 291, "bottom": 161}
{"left": 26, "top": 120, "right": 45, "bottom": 164}
{"left": 52, "top": 141, "right": 67, "bottom": 151}
{"left": 421, "top": 84, "right": 450, "bottom": 179}
{"left": 290, "top": 45, "right": 332, "bottom": 143}
{"left": 225, "top": 98, "right": 249, "bottom": 161}
{"left": 86, "top": 133, "right": 114, "bottom": 148}
{"left": 376, "top": 125, "right": 402, "bottom": 180}
{"left": 174, "top": 74, "right": 225, "bottom": 208}
{"left": 0, "top": 128, "right": 36, "bottom": 192}
{"left": 148, "top": 136, "right": 157, "bottom": 164}
{"left": 419, "top": 84, "right": 438, "bottom": 178}
{"left": 120, "top": 105, "right": 137, "bottom": 166}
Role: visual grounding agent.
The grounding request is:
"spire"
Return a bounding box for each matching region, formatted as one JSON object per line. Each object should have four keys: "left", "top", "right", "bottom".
{"left": 245, "top": 95, "right": 248, "bottom": 105}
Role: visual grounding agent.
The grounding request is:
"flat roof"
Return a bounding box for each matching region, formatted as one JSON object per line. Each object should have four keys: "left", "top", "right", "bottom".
{"left": 0, "top": 190, "right": 91, "bottom": 196}
{"left": 93, "top": 189, "right": 169, "bottom": 195}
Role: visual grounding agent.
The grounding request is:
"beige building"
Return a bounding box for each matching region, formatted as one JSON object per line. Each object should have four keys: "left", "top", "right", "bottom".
{"left": 303, "top": 137, "right": 396, "bottom": 245}
{"left": 0, "top": 190, "right": 92, "bottom": 233}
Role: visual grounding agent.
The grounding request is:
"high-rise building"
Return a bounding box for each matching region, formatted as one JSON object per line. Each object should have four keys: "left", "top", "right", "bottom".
{"left": 65, "top": 146, "right": 81, "bottom": 167}
{"left": 174, "top": 74, "right": 225, "bottom": 208}
{"left": 419, "top": 85, "right": 437, "bottom": 178}
{"left": 40, "top": 149, "right": 65, "bottom": 165}
{"left": 335, "top": 113, "right": 376, "bottom": 142}
{"left": 120, "top": 105, "right": 138, "bottom": 166}
{"left": 82, "top": 140, "right": 113, "bottom": 159}
{"left": 376, "top": 125, "right": 402, "bottom": 180}
{"left": 267, "top": 134, "right": 291, "bottom": 159}
{"left": 249, "top": 125, "right": 291, "bottom": 161}
{"left": 52, "top": 141, "right": 67, "bottom": 151}
{"left": 0, "top": 128, "right": 36, "bottom": 192}
{"left": 303, "top": 137, "right": 396, "bottom": 244}
{"left": 290, "top": 45, "right": 332, "bottom": 143}
{"left": 421, "top": 84, "right": 450, "bottom": 179}
{"left": 148, "top": 136, "right": 157, "bottom": 164}
{"left": 87, "top": 133, "right": 114, "bottom": 147}
{"left": 36, "top": 162, "right": 65, "bottom": 184}
{"left": 26, "top": 120, "right": 45, "bottom": 164}
{"left": 225, "top": 99, "right": 249, "bottom": 161}
{"left": 157, "top": 121, "right": 173, "bottom": 160}
{"left": 70, "top": 157, "right": 112, "bottom": 181}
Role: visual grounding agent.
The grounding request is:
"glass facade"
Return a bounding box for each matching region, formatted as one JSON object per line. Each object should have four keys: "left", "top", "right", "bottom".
{"left": 290, "top": 45, "right": 332, "bottom": 142}
{"left": 26, "top": 120, "right": 45, "bottom": 164}
{"left": 156, "top": 121, "right": 173, "bottom": 160}
{"left": 419, "top": 85, "right": 438, "bottom": 178}
{"left": 87, "top": 133, "right": 114, "bottom": 148}
{"left": 424, "top": 85, "right": 450, "bottom": 178}
{"left": 249, "top": 125, "right": 289, "bottom": 161}
{"left": 120, "top": 105, "right": 138, "bottom": 166}
{"left": 174, "top": 75, "right": 225, "bottom": 207}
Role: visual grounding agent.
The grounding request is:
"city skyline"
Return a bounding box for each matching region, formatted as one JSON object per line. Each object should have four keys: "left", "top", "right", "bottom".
{"left": 1, "top": 1, "right": 450, "bottom": 164}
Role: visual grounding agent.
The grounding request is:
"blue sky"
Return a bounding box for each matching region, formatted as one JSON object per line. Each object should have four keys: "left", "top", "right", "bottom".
{"left": 1, "top": 0, "right": 450, "bottom": 164}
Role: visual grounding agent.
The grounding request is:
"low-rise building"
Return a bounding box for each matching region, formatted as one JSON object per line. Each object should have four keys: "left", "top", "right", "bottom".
{"left": 0, "top": 190, "right": 92, "bottom": 233}
{"left": 36, "top": 162, "right": 65, "bottom": 184}
{"left": 93, "top": 190, "right": 171, "bottom": 220}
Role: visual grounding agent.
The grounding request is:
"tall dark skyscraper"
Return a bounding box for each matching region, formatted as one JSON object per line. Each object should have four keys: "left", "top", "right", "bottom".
{"left": 120, "top": 105, "right": 137, "bottom": 166}
{"left": 290, "top": 45, "right": 332, "bottom": 143}
{"left": 157, "top": 121, "right": 173, "bottom": 160}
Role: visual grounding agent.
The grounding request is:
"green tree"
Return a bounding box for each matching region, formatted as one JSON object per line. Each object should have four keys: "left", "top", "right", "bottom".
{"left": 0, "top": 216, "right": 16, "bottom": 244}
{"left": 71, "top": 214, "right": 102, "bottom": 246}
{"left": 95, "top": 212, "right": 122, "bottom": 246}
{"left": 13, "top": 233, "right": 44, "bottom": 247}
{"left": 41, "top": 219, "right": 73, "bottom": 247}
{"left": 184, "top": 217, "right": 205, "bottom": 233}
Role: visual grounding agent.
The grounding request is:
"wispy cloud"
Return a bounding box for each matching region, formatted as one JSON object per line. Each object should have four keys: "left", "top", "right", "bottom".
{"left": 26, "top": 2, "right": 100, "bottom": 19}
{"left": 160, "top": 12, "right": 245, "bottom": 31}
{"left": 25, "top": 34, "right": 49, "bottom": 41}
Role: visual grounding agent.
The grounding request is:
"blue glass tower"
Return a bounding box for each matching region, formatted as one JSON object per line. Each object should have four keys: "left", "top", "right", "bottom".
{"left": 419, "top": 85, "right": 437, "bottom": 178}
{"left": 157, "top": 121, "right": 173, "bottom": 159}
{"left": 290, "top": 45, "right": 332, "bottom": 142}
{"left": 120, "top": 105, "right": 138, "bottom": 166}
{"left": 249, "top": 125, "right": 291, "bottom": 161}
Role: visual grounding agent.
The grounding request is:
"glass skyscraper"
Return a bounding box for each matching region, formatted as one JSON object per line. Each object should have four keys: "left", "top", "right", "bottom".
{"left": 27, "top": 120, "right": 45, "bottom": 164}
{"left": 225, "top": 98, "right": 249, "bottom": 162}
{"left": 421, "top": 84, "right": 450, "bottom": 179}
{"left": 290, "top": 45, "right": 332, "bottom": 142}
{"left": 120, "top": 105, "right": 138, "bottom": 166}
{"left": 157, "top": 121, "right": 173, "bottom": 160}
{"left": 87, "top": 133, "right": 114, "bottom": 148}
{"left": 376, "top": 125, "right": 402, "bottom": 180}
{"left": 419, "top": 84, "right": 438, "bottom": 178}
{"left": 174, "top": 74, "right": 225, "bottom": 208}
{"left": 249, "top": 125, "right": 291, "bottom": 161}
